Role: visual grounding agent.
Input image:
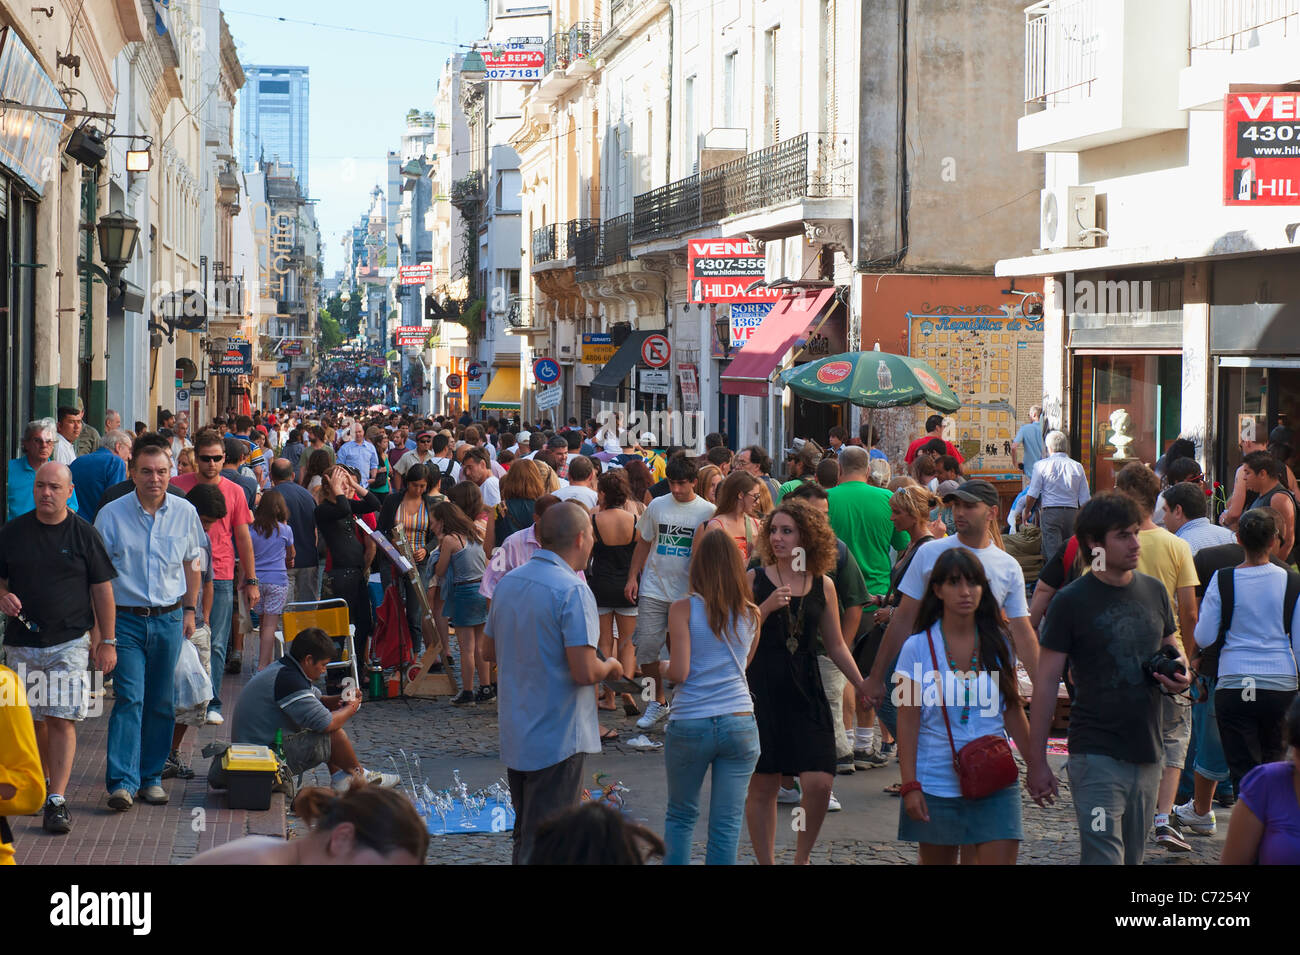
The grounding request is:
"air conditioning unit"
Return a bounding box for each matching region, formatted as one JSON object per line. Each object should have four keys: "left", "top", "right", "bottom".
{"left": 1039, "top": 186, "right": 1097, "bottom": 250}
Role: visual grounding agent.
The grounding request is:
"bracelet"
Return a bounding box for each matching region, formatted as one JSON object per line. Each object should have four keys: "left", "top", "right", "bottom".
{"left": 184, "top": 606, "right": 196, "bottom": 613}
{"left": 899, "top": 780, "right": 923, "bottom": 797}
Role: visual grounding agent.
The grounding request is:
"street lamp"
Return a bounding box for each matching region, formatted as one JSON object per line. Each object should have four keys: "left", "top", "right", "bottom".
{"left": 92, "top": 210, "right": 141, "bottom": 300}
{"left": 461, "top": 48, "right": 487, "bottom": 84}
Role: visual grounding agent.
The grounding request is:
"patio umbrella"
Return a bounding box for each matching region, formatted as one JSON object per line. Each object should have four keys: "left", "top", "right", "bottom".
{"left": 779, "top": 349, "right": 961, "bottom": 413}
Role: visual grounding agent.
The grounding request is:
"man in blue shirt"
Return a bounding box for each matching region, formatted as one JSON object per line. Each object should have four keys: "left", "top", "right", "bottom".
{"left": 484, "top": 502, "right": 623, "bottom": 864}
{"left": 336, "top": 426, "right": 379, "bottom": 489}
{"left": 68, "top": 430, "right": 131, "bottom": 524}
{"left": 7, "top": 419, "right": 79, "bottom": 520}
{"left": 1012, "top": 405, "right": 1048, "bottom": 487}
{"left": 94, "top": 443, "right": 204, "bottom": 811}
{"left": 271, "top": 458, "right": 320, "bottom": 602}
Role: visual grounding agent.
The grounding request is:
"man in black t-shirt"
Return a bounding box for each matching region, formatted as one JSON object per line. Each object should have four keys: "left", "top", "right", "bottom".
{"left": 1029, "top": 492, "right": 1191, "bottom": 865}
{"left": 0, "top": 462, "right": 116, "bottom": 836}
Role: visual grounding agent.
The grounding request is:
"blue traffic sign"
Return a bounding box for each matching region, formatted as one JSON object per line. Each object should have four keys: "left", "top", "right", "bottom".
{"left": 533, "top": 357, "right": 561, "bottom": 384}
{"left": 467, "top": 361, "right": 484, "bottom": 380}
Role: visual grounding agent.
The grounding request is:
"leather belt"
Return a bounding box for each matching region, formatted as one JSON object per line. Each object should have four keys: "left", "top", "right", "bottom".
{"left": 117, "top": 601, "right": 182, "bottom": 617}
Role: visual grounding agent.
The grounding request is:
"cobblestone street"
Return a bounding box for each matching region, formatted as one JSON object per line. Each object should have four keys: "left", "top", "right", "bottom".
{"left": 294, "top": 684, "right": 1230, "bottom": 866}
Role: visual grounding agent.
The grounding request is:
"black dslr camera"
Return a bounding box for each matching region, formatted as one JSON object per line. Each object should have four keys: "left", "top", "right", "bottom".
{"left": 1142, "top": 645, "right": 1186, "bottom": 685}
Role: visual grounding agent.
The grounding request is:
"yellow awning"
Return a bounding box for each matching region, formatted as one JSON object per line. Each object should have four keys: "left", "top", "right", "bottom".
{"left": 478, "top": 365, "right": 521, "bottom": 409}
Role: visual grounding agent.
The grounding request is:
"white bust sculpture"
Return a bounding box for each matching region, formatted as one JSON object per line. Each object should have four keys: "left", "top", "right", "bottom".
{"left": 1108, "top": 408, "right": 1134, "bottom": 460}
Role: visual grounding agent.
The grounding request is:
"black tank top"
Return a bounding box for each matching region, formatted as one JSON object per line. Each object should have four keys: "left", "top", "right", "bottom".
{"left": 588, "top": 512, "right": 637, "bottom": 607}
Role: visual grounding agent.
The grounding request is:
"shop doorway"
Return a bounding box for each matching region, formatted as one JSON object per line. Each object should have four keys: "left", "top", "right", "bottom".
{"left": 1217, "top": 363, "right": 1300, "bottom": 488}
{"left": 1073, "top": 353, "right": 1181, "bottom": 491}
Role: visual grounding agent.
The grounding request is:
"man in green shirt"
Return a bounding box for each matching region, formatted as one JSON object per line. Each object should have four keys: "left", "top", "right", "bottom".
{"left": 777, "top": 439, "right": 823, "bottom": 501}
{"left": 826, "top": 447, "right": 909, "bottom": 595}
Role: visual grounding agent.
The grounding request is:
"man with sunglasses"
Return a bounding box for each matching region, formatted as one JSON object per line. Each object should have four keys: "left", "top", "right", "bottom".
{"left": 391, "top": 430, "right": 440, "bottom": 491}
{"left": 171, "top": 430, "right": 260, "bottom": 724}
{"left": 7, "top": 419, "right": 80, "bottom": 520}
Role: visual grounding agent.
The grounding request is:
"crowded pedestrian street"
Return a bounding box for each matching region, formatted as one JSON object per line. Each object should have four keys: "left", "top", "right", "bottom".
{"left": 0, "top": 5, "right": 1297, "bottom": 924}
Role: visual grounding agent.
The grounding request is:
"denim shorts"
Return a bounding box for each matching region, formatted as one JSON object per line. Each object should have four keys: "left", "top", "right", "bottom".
{"left": 897, "top": 784, "right": 1023, "bottom": 846}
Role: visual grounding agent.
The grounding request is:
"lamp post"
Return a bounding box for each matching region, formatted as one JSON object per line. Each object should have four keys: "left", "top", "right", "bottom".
{"left": 91, "top": 209, "right": 141, "bottom": 300}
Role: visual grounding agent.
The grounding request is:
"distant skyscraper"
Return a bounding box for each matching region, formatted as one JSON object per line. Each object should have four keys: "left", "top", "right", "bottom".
{"left": 240, "top": 65, "right": 310, "bottom": 192}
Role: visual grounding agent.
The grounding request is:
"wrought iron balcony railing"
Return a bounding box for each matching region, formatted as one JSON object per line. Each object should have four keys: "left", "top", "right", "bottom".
{"left": 600, "top": 214, "right": 631, "bottom": 266}
{"left": 573, "top": 219, "right": 602, "bottom": 269}
{"left": 532, "top": 224, "right": 561, "bottom": 263}
{"left": 568, "top": 22, "right": 600, "bottom": 62}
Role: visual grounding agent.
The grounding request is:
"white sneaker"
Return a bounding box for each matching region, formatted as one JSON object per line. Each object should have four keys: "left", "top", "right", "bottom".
{"left": 1172, "top": 799, "right": 1216, "bottom": 836}
{"left": 364, "top": 770, "right": 401, "bottom": 789}
{"left": 777, "top": 785, "right": 801, "bottom": 804}
{"left": 204, "top": 710, "right": 224, "bottom": 725}
{"left": 827, "top": 791, "right": 842, "bottom": 812}
{"left": 635, "top": 700, "right": 669, "bottom": 730}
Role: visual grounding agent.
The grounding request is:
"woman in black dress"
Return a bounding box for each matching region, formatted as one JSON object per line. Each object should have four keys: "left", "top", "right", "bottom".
{"left": 589, "top": 470, "right": 640, "bottom": 718}
{"left": 746, "top": 499, "right": 868, "bottom": 865}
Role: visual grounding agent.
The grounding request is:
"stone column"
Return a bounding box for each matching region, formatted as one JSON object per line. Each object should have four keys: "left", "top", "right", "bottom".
{"left": 1181, "top": 261, "right": 1211, "bottom": 469}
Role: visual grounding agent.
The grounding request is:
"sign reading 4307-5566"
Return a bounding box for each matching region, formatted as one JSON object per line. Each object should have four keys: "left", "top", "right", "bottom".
{"left": 1224, "top": 92, "right": 1300, "bottom": 205}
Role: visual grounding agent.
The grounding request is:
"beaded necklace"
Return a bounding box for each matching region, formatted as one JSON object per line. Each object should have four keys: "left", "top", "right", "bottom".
{"left": 941, "top": 629, "right": 980, "bottom": 724}
{"left": 774, "top": 564, "right": 808, "bottom": 655}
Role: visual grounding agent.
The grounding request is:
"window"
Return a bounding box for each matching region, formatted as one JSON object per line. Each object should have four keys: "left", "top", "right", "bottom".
{"left": 723, "top": 52, "right": 737, "bottom": 128}
{"left": 684, "top": 75, "right": 696, "bottom": 173}
{"left": 764, "top": 26, "right": 781, "bottom": 145}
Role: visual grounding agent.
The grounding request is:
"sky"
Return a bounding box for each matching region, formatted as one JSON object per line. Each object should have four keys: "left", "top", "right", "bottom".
{"left": 221, "top": 0, "right": 481, "bottom": 276}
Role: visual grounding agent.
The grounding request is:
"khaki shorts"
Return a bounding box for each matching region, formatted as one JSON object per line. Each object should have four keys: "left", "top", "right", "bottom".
{"left": 1160, "top": 693, "right": 1193, "bottom": 769}
{"left": 633, "top": 597, "right": 672, "bottom": 665}
{"left": 5, "top": 635, "right": 91, "bottom": 721}
{"left": 283, "top": 729, "right": 333, "bottom": 776}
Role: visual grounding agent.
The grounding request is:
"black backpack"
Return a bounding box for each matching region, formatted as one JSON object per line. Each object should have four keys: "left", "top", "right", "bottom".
{"left": 1199, "top": 563, "right": 1300, "bottom": 680}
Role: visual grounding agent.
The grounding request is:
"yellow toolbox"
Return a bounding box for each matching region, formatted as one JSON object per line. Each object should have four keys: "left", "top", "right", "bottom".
{"left": 222, "top": 744, "right": 280, "bottom": 811}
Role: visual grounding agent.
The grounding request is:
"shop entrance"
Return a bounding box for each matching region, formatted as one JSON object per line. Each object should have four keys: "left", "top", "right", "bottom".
{"left": 1072, "top": 352, "right": 1182, "bottom": 491}
{"left": 1216, "top": 362, "right": 1300, "bottom": 487}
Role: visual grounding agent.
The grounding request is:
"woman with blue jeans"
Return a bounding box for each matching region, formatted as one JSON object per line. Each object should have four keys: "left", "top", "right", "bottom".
{"left": 663, "top": 528, "right": 761, "bottom": 864}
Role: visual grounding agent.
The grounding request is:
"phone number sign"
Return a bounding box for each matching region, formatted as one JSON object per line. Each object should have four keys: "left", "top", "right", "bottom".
{"left": 482, "top": 48, "right": 544, "bottom": 82}
{"left": 1224, "top": 92, "right": 1300, "bottom": 204}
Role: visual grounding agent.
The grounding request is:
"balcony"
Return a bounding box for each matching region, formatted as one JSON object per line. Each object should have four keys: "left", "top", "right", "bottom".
{"left": 449, "top": 171, "right": 484, "bottom": 216}
{"left": 531, "top": 223, "right": 566, "bottom": 264}
{"left": 1018, "top": 0, "right": 1188, "bottom": 152}
{"left": 631, "top": 132, "right": 852, "bottom": 243}
{"left": 505, "top": 295, "right": 548, "bottom": 337}
{"left": 534, "top": 22, "right": 602, "bottom": 104}
{"left": 1182, "top": 0, "right": 1300, "bottom": 108}
{"left": 600, "top": 214, "right": 631, "bottom": 266}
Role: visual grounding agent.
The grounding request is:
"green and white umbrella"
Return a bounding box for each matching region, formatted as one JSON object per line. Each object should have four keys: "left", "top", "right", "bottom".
{"left": 779, "top": 349, "right": 961, "bottom": 413}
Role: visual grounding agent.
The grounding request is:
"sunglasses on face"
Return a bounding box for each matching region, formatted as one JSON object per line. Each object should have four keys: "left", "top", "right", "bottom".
{"left": 198, "top": 454, "right": 224, "bottom": 463}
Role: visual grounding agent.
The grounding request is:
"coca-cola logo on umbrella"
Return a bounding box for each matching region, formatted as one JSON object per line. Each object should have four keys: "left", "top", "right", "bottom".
{"left": 817, "top": 360, "right": 853, "bottom": 384}
{"left": 915, "top": 368, "right": 941, "bottom": 394}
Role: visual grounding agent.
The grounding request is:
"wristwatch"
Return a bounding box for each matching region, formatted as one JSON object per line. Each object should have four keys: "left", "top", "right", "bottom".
{"left": 184, "top": 606, "right": 196, "bottom": 613}
{"left": 243, "top": 578, "right": 259, "bottom": 587}
{"left": 100, "top": 639, "right": 117, "bottom": 647}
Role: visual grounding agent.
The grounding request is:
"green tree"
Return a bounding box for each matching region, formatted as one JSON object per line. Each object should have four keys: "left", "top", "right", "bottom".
{"left": 319, "top": 309, "right": 344, "bottom": 350}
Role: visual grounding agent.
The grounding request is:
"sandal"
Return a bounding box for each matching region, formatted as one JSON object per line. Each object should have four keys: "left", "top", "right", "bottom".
{"left": 598, "top": 697, "right": 618, "bottom": 711}
{"left": 884, "top": 782, "right": 903, "bottom": 796}
{"left": 599, "top": 727, "right": 620, "bottom": 742}
{"left": 621, "top": 694, "right": 640, "bottom": 717}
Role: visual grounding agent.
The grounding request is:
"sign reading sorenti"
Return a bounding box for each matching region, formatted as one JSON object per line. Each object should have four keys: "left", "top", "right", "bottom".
{"left": 1224, "top": 92, "right": 1300, "bottom": 205}
{"left": 687, "top": 239, "right": 784, "bottom": 303}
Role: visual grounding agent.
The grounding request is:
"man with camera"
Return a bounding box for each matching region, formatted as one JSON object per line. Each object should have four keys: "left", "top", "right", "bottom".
{"left": 1114, "top": 463, "right": 1200, "bottom": 852}
{"left": 1029, "top": 492, "right": 1192, "bottom": 865}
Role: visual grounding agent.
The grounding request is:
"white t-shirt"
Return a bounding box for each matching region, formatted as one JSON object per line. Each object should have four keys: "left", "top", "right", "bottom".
{"left": 894, "top": 623, "right": 1012, "bottom": 798}
{"left": 479, "top": 475, "right": 501, "bottom": 508}
{"left": 899, "top": 535, "right": 1030, "bottom": 619}
{"left": 553, "top": 485, "right": 599, "bottom": 510}
{"left": 393, "top": 449, "right": 434, "bottom": 476}
{"left": 635, "top": 493, "right": 717, "bottom": 602}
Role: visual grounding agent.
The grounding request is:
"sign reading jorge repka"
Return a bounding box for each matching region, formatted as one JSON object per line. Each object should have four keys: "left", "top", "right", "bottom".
{"left": 1224, "top": 92, "right": 1300, "bottom": 205}
{"left": 687, "top": 239, "right": 784, "bottom": 303}
{"left": 908, "top": 307, "right": 1043, "bottom": 476}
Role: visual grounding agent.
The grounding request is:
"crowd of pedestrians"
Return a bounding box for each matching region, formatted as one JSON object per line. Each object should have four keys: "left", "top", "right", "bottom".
{"left": 3, "top": 400, "right": 1299, "bottom": 869}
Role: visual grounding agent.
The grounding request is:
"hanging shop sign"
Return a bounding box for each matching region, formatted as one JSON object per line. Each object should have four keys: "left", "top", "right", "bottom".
{"left": 1224, "top": 91, "right": 1300, "bottom": 205}
{"left": 729, "top": 303, "right": 773, "bottom": 348}
{"left": 687, "top": 238, "right": 784, "bottom": 303}
{"left": 582, "top": 333, "right": 615, "bottom": 364}
{"left": 679, "top": 363, "right": 700, "bottom": 412}
{"left": 213, "top": 339, "right": 252, "bottom": 376}
{"left": 482, "top": 44, "right": 545, "bottom": 81}
{"left": 399, "top": 264, "right": 433, "bottom": 285}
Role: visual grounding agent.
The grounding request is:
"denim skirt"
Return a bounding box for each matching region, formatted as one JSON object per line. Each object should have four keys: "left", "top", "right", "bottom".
{"left": 449, "top": 581, "right": 488, "bottom": 627}
{"left": 897, "top": 783, "right": 1023, "bottom": 845}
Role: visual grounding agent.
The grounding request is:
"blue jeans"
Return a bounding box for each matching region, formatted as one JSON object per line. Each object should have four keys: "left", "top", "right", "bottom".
{"left": 207, "top": 579, "right": 235, "bottom": 712}
{"left": 106, "top": 609, "right": 184, "bottom": 793}
{"left": 663, "top": 714, "right": 760, "bottom": 865}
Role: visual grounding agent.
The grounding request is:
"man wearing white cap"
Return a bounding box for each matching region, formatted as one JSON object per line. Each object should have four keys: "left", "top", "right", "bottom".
{"left": 634, "top": 433, "right": 666, "bottom": 483}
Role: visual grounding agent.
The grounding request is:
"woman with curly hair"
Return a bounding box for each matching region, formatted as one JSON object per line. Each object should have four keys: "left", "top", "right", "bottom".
{"left": 745, "top": 499, "right": 869, "bottom": 865}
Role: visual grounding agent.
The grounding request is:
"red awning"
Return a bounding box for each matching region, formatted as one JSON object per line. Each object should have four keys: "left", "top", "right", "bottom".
{"left": 720, "top": 287, "right": 837, "bottom": 396}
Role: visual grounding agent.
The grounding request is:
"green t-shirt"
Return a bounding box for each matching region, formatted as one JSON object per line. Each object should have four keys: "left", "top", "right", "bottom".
{"left": 777, "top": 477, "right": 812, "bottom": 502}
{"left": 826, "top": 480, "right": 910, "bottom": 594}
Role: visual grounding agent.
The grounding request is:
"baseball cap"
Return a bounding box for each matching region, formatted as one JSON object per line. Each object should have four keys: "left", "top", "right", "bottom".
{"left": 942, "top": 479, "right": 1000, "bottom": 507}
{"left": 640, "top": 431, "right": 658, "bottom": 446}
{"left": 785, "top": 438, "right": 823, "bottom": 466}
{"left": 516, "top": 430, "right": 531, "bottom": 444}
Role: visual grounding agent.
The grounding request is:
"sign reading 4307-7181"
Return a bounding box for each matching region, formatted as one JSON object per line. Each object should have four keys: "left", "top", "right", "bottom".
{"left": 1224, "top": 92, "right": 1300, "bottom": 205}
{"left": 482, "top": 46, "right": 545, "bottom": 81}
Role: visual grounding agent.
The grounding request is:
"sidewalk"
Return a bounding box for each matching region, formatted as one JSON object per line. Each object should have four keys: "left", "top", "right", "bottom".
{"left": 11, "top": 665, "right": 286, "bottom": 865}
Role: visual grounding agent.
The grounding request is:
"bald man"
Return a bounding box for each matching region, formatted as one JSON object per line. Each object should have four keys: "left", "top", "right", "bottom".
{"left": 0, "top": 462, "right": 117, "bottom": 835}
{"left": 484, "top": 502, "right": 621, "bottom": 864}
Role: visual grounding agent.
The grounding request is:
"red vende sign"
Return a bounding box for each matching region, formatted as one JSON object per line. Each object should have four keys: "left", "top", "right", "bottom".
{"left": 482, "top": 49, "right": 544, "bottom": 69}
{"left": 687, "top": 239, "right": 783, "bottom": 304}
{"left": 1224, "top": 92, "right": 1300, "bottom": 205}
